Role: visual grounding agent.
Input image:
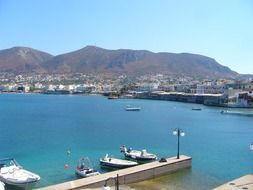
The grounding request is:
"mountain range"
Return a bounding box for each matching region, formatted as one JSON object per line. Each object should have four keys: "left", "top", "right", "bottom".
{"left": 0, "top": 46, "right": 238, "bottom": 78}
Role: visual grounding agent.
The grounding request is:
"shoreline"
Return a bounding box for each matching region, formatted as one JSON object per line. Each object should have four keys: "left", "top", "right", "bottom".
{"left": 1, "top": 91, "right": 252, "bottom": 109}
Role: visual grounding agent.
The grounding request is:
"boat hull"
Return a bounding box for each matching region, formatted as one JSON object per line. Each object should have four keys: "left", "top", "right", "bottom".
{"left": 125, "top": 108, "right": 141, "bottom": 111}
{"left": 192, "top": 108, "right": 202, "bottom": 111}
{"left": 0, "top": 176, "right": 39, "bottom": 189}
{"left": 221, "top": 110, "right": 253, "bottom": 116}
{"left": 75, "top": 169, "right": 100, "bottom": 178}
{"left": 100, "top": 160, "right": 137, "bottom": 169}
{"left": 0, "top": 158, "right": 40, "bottom": 189}
{"left": 124, "top": 153, "right": 157, "bottom": 161}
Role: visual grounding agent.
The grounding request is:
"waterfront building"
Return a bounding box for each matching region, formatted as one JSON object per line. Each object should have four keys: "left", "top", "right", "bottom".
{"left": 196, "top": 84, "right": 205, "bottom": 94}
{"left": 174, "top": 84, "right": 191, "bottom": 93}
{"left": 5, "top": 84, "right": 17, "bottom": 92}
{"left": 135, "top": 82, "right": 160, "bottom": 92}
{"left": 196, "top": 84, "right": 224, "bottom": 95}
{"left": 158, "top": 84, "right": 175, "bottom": 92}
{"left": 34, "top": 83, "right": 44, "bottom": 89}
{"left": 229, "top": 91, "right": 253, "bottom": 108}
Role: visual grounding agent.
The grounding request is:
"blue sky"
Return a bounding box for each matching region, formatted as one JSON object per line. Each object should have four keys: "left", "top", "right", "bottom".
{"left": 0, "top": 0, "right": 252, "bottom": 74}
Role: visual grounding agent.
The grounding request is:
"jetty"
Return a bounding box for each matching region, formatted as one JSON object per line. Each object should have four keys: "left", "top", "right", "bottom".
{"left": 37, "top": 155, "right": 191, "bottom": 190}
{"left": 214, "top": 174, "right": 253, "bottom": 190}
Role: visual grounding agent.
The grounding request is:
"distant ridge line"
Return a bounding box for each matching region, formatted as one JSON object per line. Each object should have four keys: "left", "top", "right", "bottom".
{"left": 0, "top": 45, "right": 238, "bottom": 78}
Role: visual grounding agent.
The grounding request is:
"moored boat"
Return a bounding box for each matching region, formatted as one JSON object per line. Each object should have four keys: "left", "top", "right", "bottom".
{"left": 100, "top": 154, "right": 138, "bottom": 169}
{"left": 125, "top": 105, "right": 141, "bottom": 111}
{"left": 75, "top": 157, "right": 100, "bottom": 178}
{"left": 221, "top": 110, "right": 253, "bottom": 116}
{"left": 120, "top": 146, "right": 157, "bottom": 161}
{"left": 108, "top": 95, "right": 119, "bottom": 99}
{"left": 192, "top": 108, "right": 202, "bottom": 111}
{"left": 0, "top": 181, "right": 4, "bottom": 190}
{"left": 0, "top": 158, "right": 40, "bottom": 188}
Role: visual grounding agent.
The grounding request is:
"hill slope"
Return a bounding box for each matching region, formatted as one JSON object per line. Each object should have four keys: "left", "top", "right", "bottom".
{"left": 0, "top": 47, "right": 53, "bottom": 73}
{"left": 0, "top": 46, "right": 238, "bottom": 78}
{"left": 44, "top": 46, "right": 237, "bottom": 78}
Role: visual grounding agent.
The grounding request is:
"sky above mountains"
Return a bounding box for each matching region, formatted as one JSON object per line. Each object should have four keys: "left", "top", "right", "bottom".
{"left": 0, "top": 0, "right": 252, "bottom": 74}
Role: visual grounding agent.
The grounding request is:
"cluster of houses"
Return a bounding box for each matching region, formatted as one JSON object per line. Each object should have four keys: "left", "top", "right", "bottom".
{"left": 124, "top": 78, "right": 253, "bottom": 108}
{"left": 0, "top": 74, "right": 252, "bottom": 108}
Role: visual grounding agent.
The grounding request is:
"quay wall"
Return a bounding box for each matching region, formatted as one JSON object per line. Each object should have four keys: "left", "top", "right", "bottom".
{"left": 134, "top": 92, "right": 226, "bottom": 106}
{"left": 37, "top": 155, "right": 192, "bottom": 190}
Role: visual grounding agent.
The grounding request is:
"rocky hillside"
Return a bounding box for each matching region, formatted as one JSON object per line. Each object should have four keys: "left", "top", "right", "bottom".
{"left": 0, "top": 46, "right": 238, "bottom": 78}
{"left": 0, "top": 47, "right": 53, "bottom": 73}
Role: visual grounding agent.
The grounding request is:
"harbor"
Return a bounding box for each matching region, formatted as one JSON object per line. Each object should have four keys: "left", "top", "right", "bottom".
{"left": 1, "top": 0, "right": 253, "bottom": 189}
{"left": 1, "top": 94, "right": 253, "bottom": 189}
{"left": 37, "top": 155, "right": 192, "bottom": 190}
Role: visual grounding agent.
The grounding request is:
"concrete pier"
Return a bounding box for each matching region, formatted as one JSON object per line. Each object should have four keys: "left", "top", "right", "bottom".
{"left": 214, "top": 174, "right": 253, "bottom": 190}
{"left": 37, "top": 155, "right": 191, "bottom": 190}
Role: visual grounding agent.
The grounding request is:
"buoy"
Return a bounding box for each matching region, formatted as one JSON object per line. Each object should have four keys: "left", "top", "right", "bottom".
{"left": 64, "top": 164, "right": 69, "bottom": 170}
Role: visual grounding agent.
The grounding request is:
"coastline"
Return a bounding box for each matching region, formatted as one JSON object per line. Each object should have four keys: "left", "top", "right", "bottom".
{"left": 1, "top": 91, "right": 253, "bottom": 108}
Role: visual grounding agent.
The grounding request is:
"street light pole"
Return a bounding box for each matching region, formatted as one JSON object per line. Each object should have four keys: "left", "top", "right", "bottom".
{"left": 102, "top": 174, "right": 119, "bottom": 190}
{"left": 177, "top": 128, "right": 180, "bottom": 159}
{"left": 173, "top": 128, "right": 185, "bottom": 159}
{"left": 116, "top": 174, "right": 119, "bottom": 190}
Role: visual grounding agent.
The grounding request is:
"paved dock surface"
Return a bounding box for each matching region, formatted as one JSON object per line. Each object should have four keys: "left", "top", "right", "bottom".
{"left": 214, "top": 174, "right": 253, "bottom": 190}
{"left": 37, "top": 155, "right": 191, "bottom": 190}
{"left": 79, "top": 185, "right": 133, "bottom": 190}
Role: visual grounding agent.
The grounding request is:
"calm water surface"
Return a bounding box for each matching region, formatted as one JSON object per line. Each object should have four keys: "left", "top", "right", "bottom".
{"left": 0, "top": 94, "right": 253, "bottom": 190}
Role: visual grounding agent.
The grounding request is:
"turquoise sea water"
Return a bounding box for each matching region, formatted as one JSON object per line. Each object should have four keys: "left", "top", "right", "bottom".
{"left": 0, "top": 94, "right": 253, "bottom": 190}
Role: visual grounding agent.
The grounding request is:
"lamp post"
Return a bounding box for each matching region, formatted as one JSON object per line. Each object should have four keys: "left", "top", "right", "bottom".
{"left": 101, "top": 174, "right": 119, "bottom": 190}
{"left": 173, "top": 128, "right": 185, "bottom": 159}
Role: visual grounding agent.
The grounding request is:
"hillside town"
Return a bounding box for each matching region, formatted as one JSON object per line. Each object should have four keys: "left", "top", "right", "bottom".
{"left": 0, "top": 73, "right": 252, "bottom": 108}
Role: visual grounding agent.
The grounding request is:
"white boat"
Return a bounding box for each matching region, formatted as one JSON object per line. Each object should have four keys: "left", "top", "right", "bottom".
{"left": 75, "top": 157, "right": 100, "bottom": 178}
{"left": 120, "top": 146, "right": 157, "bottom": 161}
{"left": 100, "top": 154, "right": 138, "bottom": 169}
{"left": 0, "top": 181, "right": 4, "bottom": 190}
{"left": 0, "top": 158, "right": 40, "bottom": 188}
{"left": 125, "top": 105, "right": 141, "bottom": 111}
{"left": 221, "top": 110, "right": 253, "bottom": 116}
{"left": 107, "top": 95, "right": 119, "bottom": 99}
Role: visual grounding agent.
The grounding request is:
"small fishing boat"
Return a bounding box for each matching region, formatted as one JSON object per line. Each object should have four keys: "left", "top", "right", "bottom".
{"left": 120, "top": 146, "right": 157, "bottom": 161}
{"left": 0, "top": 158, "right": 40, "bottom": 188}
{"left": 192, "top": 108, "right": 202, "bottom": 111}
{"left": 100, "top": 154, "right": 138, "bottom": 169}
{"left": 75, "top": 157, "right": 100, "bottom": 178}
{"left": 125, "top": 105, "right": 141, "bottom": 111}
{"left": 108, "top": 95, "right": 119, "bottom": 99}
